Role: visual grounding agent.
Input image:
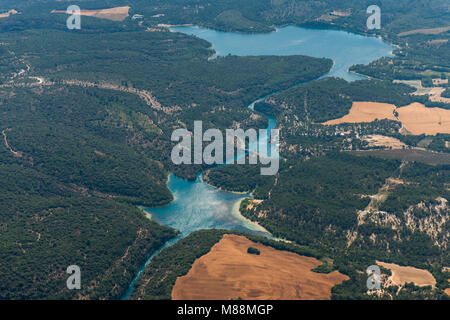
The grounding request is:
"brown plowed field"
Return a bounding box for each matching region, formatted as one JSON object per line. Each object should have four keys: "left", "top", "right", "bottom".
{"left": 172, "top": 234, "right": 349, "bottom": 300}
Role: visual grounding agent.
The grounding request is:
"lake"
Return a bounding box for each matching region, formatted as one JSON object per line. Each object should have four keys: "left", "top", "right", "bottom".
{"left": 171, "top": 25, "right": 394, "bottom": 81}
{"left": 123, "top": 25, "right": 394, "bottom": 298}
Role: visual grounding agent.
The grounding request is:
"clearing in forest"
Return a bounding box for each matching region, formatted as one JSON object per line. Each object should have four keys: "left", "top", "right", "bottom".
{"left": 398, "top": 26, "right": 450, "bottom": 37}
{"left": 362, "top": 135, "right": 407, "bottom": 149}
{"left": 51, "top": 6, "right": 130, "bottom": 22}
{"left": 376, "top": 261, "right": 436, "bottom": 288}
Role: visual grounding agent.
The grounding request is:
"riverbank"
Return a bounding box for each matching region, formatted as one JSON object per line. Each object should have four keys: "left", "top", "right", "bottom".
{"left": 123, "top": 23, "right": 395, "bottom": 299}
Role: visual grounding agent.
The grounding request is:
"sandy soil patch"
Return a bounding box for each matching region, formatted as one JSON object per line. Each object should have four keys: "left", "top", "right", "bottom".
{"left": 393, "top": 80, "right": 450, "bottom": 104}
{"left": 158, "top": 24, "right": 194, "bottom": 28}
{"left": 318, "top": 10, "right": 351, "bottom": 21}
{"left": 363, "top": 135, "right": 407, "bottom": 149}
{"left": 51, "top": 6, "right": 130, "bottom": 22}
{"left": 428, "top": 39, "right": 448, "bottom": 45}
{"left": 0, "top": 9, "right": 18, "bottom": 19}
{"left": 246, "top": 199, "right": 263, "bottom": 211}
{"left": 377, "top": 261, "right": 436, "bottom": 288}
{"left": 331, "top": 10, "right": 351, "bottom": 17}
{"left": 424, "top": 87, "right": 450, "bottom": 104}
{"left": 357, "top": 175, "right": 404, "bottom": 228}
{"left": 146, "top": 27, "right": 164, "bottom": 32}
{"left": 316, "top": 14, "right": 337, "bottom": 22}
{"left": 398, "top": 26, "right": 450, "bottom": 37}
{"left": 323, "top": 102, "right": 397, "bottom": 125}
{"left": 397, "top": 103, "right": 450, "bottom": 135}
{"left": 445, "top": 288, "right": 450, "bottom": 297}
{"left": 172, "top": 234, "right": 349, "bottom": 300}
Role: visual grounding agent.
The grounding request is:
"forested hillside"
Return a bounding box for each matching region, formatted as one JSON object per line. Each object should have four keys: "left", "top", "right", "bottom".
{"left": 0, "top": 8, "right": 332, "bottom": 298}
{"left": 0, "top": 0, "right": 448, "bottom": 300}
{"left": 206, "top": 153, "right": 450, "bottom": 299}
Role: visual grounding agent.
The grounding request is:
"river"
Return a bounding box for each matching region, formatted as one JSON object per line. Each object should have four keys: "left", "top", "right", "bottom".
{"left": 122, "top": 25, "right": 394, "bottom": 299}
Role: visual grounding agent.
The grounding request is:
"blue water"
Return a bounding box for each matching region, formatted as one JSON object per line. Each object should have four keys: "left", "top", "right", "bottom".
{"left": 149, "top": 175, "right": 268, "bottom": 237}
{"left": 171, "top": 25, "right": 393, "bottom": 81}
{"left": 123, "top": 26, "right": 394, "bottom": 299}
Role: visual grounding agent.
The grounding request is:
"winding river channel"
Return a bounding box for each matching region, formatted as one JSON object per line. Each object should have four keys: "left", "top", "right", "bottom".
{"left": 122, "top": 25, "right": 394, "bottom": 299}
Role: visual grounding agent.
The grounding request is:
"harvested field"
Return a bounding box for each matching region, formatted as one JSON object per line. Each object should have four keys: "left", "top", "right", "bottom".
{"left": 172, "top": 234, "right": 349, "bottom": 300}
{"left": 376, "top": 261, "right": 436, "bottom": 288}
{"left": 51, "top": 6, "right": 130, "bottom": 22}
{"left": 351, "top": 149, "right": 450, "bottom": 166}
{"left": 325, "top": 101, "right": 450, "bottom": 135}
{"left": 322, "top": 102, "right": 397, "bottom": 125}
{"left": 0, "top": 9, "right": 18, "bottom": 19}
{"left": 362, "top": 135, "right": 407, "bottom": 149}
{"left": 446, "top": 288, "right": 450, "bottom": 297}
{"left": 398, "top": 26, "right": 450, "bottom": 37}
{"left": 397, "top": 103, "right": 450, "bottom": 135}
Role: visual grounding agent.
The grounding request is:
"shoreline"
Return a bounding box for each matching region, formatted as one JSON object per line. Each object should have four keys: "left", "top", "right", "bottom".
{"left": 127, "top": 23, "right": 395, "bottom": 298}
{"left": 201, "top": 171, "right": 250, "bottom": 195}
{"left": 231, "top": 198, "right": 271, "bottom": 235}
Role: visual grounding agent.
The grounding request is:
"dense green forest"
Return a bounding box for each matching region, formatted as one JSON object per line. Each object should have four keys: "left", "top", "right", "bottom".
{"left": 256, "top": 77, "right": 415, "bottom": 123}
{"left": 205, "top": 153, "right": 450, "bottom": 299}
{"left": 0, "top": 84, "right": 180, "bottom": 299}
{"left": 3, "top": 0, "right": 449, "bottom": 35}
{"left": 0, "top": 6, "right": 333, "bottom": 298}
{"left": 1, "top": 29, "right": 332, "bottom": 109}
{"left": 204, "top": 163, "right": 275, "bottom": 199}
{"left": 0, "top": 27, "right": 331, "bottom": 179}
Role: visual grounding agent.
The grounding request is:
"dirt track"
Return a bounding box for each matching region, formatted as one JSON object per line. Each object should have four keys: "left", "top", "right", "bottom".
{"left": 172, "top": 234, "right": 349, "bottom": 300}
{"left": 0, "top": 10, "right": 18, "bottom": 19}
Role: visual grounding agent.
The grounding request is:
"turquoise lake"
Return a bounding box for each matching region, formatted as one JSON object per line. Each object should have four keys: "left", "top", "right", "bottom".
{"left": 171, "top": 25, "right": 394, "bottom": 81}
{"left": 123, "top": 25, "right": 394, "bottom": 298}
